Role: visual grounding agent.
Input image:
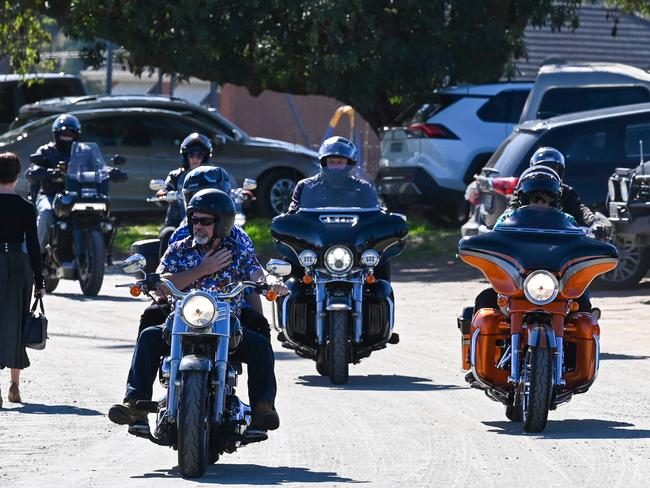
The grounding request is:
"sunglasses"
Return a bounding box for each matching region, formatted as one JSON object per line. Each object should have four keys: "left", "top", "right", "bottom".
{"left": 529, "top": 192, "right": 555, "bottom": 204}
{"left": 187, "top": 150, "right": 207, "bottom": 159}
{"left": 191, "top": 216, "right": 216, "bottom": 227}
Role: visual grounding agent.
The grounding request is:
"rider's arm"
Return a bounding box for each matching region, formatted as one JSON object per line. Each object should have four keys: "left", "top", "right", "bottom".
{"left": 286, "top": 180, "right": 305, "bottom": 214}
{"left": 562, "top": 186, "right": 596, "bottom": 227}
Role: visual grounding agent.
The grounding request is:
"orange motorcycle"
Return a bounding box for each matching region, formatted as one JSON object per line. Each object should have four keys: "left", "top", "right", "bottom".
{"left": 457, "top": 207, "right": 618, "bottom": 432}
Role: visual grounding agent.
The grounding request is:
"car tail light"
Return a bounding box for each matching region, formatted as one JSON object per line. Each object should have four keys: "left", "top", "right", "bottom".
{"left": 491, "top": 177, "right": 518, "bottom": 196}
{"left": 465, "top": 182, "right": 480, "bottom": 206}
{"left": 407, "top": 123, "right": 459, "bottom": 139}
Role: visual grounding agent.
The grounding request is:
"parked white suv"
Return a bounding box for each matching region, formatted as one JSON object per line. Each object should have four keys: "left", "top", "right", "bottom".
{"left": 376, "top": 82, "right": 532, "bottom": 223}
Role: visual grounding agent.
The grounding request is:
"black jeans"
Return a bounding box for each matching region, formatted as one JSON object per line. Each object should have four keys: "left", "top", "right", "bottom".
{"left": 138, "top": 302, "right": 271, "bottom": 340}
{"left": 474, "top": 287, "right": 592, "bottom": 313}
{"left": 125, "top": 325, "right": 277, "bottom": 407}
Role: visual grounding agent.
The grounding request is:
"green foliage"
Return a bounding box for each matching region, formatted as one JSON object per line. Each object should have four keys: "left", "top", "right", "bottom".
{"left": 113, "top": 224, "right": 158, "bottom": 255}
{"left": 0, "top": 1, "right": 54, "bottom": 73}
{"left": 40, "top": 0, "right": 582, "bottom": 130}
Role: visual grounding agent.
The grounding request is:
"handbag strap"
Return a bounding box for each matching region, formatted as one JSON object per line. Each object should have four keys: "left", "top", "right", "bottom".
{"left": 31, "top": 297, "right": 45, "bottom": 315}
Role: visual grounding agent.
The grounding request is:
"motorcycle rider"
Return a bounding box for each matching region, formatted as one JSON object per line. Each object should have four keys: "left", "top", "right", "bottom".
{"left": 25, "top": 114, "right": 81, "bottom": 253}
{"left": 138, "top": 166, "right": 272, "bottom": 341}
{"left": 109, "top": 189, "right": 288, "bottom": 436}
{"left": 156, "top": 133, "right": 213, "bottom": 255}
{"left": 507, "top": 147, "right": 608, "bottom": 236}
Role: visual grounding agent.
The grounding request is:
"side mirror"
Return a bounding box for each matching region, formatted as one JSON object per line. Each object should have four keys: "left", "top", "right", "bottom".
{"left": 265, "top": 259, "right": 291, "bottom": 277}
{"left": 243, "top": 178, "right": 257, "bottom": 191}
{"left": 149, "top": 179, "right": 165, "bottom": 192}
{"left": 391, "top": 212, "right": 407, "bottom": 222}
{"left": 122, "top": 254, "right": 147, "bottom": 274}
{"left": 112, "top": 155, "right": 127, "bottom": 166}
{"left": 591, "top": 308, "right": 601, "bottom": 321}
{"left": 213, "top": 134, "right": 227, "bottom": 147}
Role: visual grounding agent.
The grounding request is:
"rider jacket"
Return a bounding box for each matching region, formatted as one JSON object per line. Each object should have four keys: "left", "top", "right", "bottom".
{"left": 287, "top": 173, "right": 379, "bottom": 214}
{"left": 506, "top": 182, "right": 596, "bottom": 227}
{"left": 162, "top": 164, "right": 190, "bottom": 227}
{"left": 25, "top": 142, "right": 71, "bottom": 198}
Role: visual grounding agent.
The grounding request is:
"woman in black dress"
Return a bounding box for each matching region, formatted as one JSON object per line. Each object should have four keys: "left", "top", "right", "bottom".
{"left": 0, "top": 152, "right": 44, "bottom": 407}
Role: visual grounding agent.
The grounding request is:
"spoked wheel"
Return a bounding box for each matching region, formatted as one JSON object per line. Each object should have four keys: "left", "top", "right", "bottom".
{"left": 177, "top": 371, "right": 210, "bottom": 478}
{"left": 328, "top": 310, "right": 349, "bottom": 385}
{"left": 596, "top": 239, "right": 649, "bottom": 289}
{"left": 78, "top": 230, "right": 105, "bottom": 296}
{"left": 520, "top": 347, "right": 553, "bottom": 433}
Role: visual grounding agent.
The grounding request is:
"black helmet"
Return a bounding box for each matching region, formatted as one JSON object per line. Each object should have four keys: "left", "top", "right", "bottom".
{"left": 318, "top": 136, "right": 357, "bottom": 168}
{"left": 180, "top": 133, "right": 212, "bottom": 168}
{"left": 516, "top": 167, "right": 562, "bottom": 207}
{"left": 186, "top": 188, "right": 235, "bottom": 240}
{"left": 52, "top": 114, "right": 81, "bottom": 152}
{"left": 182, "top": 166, "right": 233, "bottom": 205}
{"left": 529, "top": 147, "right": 565, "bottom": 180}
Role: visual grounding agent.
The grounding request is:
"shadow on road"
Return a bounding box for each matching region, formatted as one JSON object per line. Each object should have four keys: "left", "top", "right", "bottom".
{"left": 134, "top": 464, "right": 366, "bottom": 484}
{"left": 273, "top": 350, "right": 302, "bottom": 361}
{"left": 5, "top": 403, "right": 103, "bottom": 416}
{"left": 296, "top": 374, "right": 463, "bottom": 392}
{"left": 50, "top": 292, "right": 138, "bottom": 302}
{"left": 483, "top": 418, "right": 650, "bottom": 439}
{"left": 600, "top": 352, "right": 650, "bottom": 361}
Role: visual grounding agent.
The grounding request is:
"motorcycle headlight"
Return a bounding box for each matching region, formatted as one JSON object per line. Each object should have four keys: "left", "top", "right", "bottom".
{"left": 524, "top": 271, "right": 559, "bottom": 305}
{"left": 324, "top": 246, "right": 353, "bottom": 274}
{"left": 361, "top": 250, "right": 380, "bottom": 267}
{"left": 299, "top": 249, "right": 318, "bottom": 267}
{"left": 181, "top": 293, "right": 216, "bottom": 328}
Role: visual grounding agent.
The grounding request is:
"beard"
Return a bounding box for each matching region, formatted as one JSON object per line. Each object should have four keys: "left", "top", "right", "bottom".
{"left": 193, "top": 233, "right": 211, "bottom": 246}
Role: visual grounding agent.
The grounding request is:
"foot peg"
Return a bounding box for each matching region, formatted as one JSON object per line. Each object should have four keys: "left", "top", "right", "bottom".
{"left": 388, "top": 333, "right": 400, "bottom": 344}
{"left": 135, "top": 400, "right": 160, "bottom": 413}
{"left": 243, "top": 429, "right": 268, "bottom": 444}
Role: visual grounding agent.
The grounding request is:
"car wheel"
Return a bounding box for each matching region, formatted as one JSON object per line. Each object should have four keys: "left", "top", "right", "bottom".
{"left": 595, "top": 239, "right": 649, "bottom": 289}
{"left": 257, "top": 169, "right": 301, "bottom": 217}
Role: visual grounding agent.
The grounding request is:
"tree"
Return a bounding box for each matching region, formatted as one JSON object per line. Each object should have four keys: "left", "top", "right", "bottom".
{"left": 14, "top": 1, "right": 584, "bottom": 130}
{"left": 0, "top": 1, "right": 52, "bottom": 73}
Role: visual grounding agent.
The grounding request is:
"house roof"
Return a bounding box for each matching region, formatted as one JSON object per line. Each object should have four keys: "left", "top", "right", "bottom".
{"left": 516, "top": 3, "right": 650, "bottom": 80}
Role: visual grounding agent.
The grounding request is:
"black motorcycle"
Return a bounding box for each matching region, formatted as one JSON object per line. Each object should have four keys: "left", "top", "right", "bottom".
{"left": 271, "top": 184, "right": 408, "bottom": 384}
{"left": 44, "top": 142, "right": 126, "bottom": 296}
{"left": 118, "top": 254, "right": 291, "bottom": 478}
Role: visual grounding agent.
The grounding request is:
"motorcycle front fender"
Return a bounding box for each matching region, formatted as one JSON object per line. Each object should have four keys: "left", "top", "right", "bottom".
{"left": 179, "top": 355, "right": 212, "bottom": 372}
{"left": 527, "top": 325, "right": 557, "bottom": 349}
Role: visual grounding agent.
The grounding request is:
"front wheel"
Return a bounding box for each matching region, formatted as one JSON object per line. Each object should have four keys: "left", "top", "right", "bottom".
{"left": 521, "top": 347, "right": 553, "bottom": 433}
{"left": 78, "top": 230, "right": 105, "bottom": 297}
{"left": 177, "top": 371, "right": 210, "bottom": 478}
{"left": 328, "top": 311, "right": 349, "bottom": 385}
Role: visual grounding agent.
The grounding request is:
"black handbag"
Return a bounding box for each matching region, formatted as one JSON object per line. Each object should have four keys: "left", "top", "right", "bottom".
{"left": 23, "top": 297, "right": 48, "bottom": 350}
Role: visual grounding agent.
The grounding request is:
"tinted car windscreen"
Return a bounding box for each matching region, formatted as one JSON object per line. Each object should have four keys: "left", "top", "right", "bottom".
{"left": 537, "top": 86, "right": 650, "bottom": 119}
{"left": 483, "top": 130, "right": 539, "bottom": 175}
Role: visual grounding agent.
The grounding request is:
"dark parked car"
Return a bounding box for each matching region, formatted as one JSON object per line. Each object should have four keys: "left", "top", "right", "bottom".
{"left": 2, "top": 100, "right": 319, "bottom": 215}
{"left": 462, "top": 102, "right": 650, "bottom": 285}
{"left": 0, "top": 73, "right": 87, "bottom": 132}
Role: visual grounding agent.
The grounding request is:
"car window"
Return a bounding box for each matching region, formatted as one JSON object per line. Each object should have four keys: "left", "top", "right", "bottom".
{"left": 84, "top": 115, "right": 154, "bottom": 147}
{"left": 564, "top": 129, "right": 612, "bottom": 163}
{"left": 0, "top": 115, "right": 55, "bottom": 145}
{"left": 0, "top": 83, "right": 15, "bottom": 124}
{"left": 142, "top": 116, "right": 206, "bottom": 151}
{"left": 485, "top": 130, "right": 539, "bottom": 174}
{"left": 537, "top": 86, "right": 650, "bottom": 119}
{"left": 624, "top": 122, "right": 650, "bottom": 162}
{"left": 413, "top": 94, "right": 464, "bottom": 123}
{"left": 19, "top": 79, "right": 85, "bottom": 104}
{"left": 477, "top": 90, "right": 530, "bottom": 124}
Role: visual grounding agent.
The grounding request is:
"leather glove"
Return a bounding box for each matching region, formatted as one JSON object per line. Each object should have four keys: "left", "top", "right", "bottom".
{"left": 591, "top": 223, "right": 609, "bottom": 241}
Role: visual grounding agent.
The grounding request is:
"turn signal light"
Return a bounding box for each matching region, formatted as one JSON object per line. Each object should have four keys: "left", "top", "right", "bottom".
{"left": 265, "top": 290, "right": 278, "bottom": 302}
{"left": 366, "top": 274, "right": 376, "bottom": 284}
{"left": 496, "top": 296, "right": 508, "bottom": 308}
{"left": 302, "top": 274, "right": 313, "bottom": 285}
{"left": 130, "top": 286, "right": 142, "bottom": 297}
{"left": 569, "top": 301, "right": 580, "bottom": 312}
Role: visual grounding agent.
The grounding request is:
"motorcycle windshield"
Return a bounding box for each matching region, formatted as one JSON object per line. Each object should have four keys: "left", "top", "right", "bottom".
{"left": 298, "top": 176, "right": 380, "bottom": 211}
{"left": 459, "top": 206, "right": 618, "bottom": 272}
{"left": 67, "top": 142, "right": 109, "bottom": 184}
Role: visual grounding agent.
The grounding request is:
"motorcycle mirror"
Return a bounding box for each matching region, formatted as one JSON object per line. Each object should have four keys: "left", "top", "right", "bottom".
{"left": 265, "top": 259, "right": 291, "bottom": 277}
{"left": 592, "top": 308, "right": 601, "bottom": 321}
{"left": 149, "top": 179, "right": 165, "bottom": 191}
{"left": 122, "top": 254, "right": 147, "bottom": 274}
{"left": 391, "top": 213, "right": 407, "bottom": 222}
{"left": 213, "top": 134, "right": 227, "bottom": 147}
{"left": 112, "top": 155, "right": 127, "bottom": 166}
{"left": 243, "top": 178, "right": 257, "bottom": 191}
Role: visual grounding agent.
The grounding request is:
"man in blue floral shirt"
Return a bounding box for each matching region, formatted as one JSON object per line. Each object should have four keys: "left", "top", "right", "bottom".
{"left": 110, "top": 189, "right": 287, "bottom": 436}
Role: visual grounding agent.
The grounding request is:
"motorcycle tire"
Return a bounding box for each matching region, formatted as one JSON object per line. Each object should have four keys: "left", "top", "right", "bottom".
{"left": 44, "top": 277, "right": 59, "bottom": 294}
{"left": 505, "top": 391, "right": 522, "bottom": 422}
{"left": 78, "top": 230, "right": 105, "bottom": 297}
{"left": 521, "top": 347, "right": 553, "bottom": 433}
{"left": 315, "top": 359, "right": 329, "bottom": 376}
{"left": 177, "top": 370, "right": 210, "bottom": 478}
{"left": 328, "top": 310, "right": 349, "bottom": 385}
{"left": 595, "top": 241, "right": 649, "bottom": 289}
